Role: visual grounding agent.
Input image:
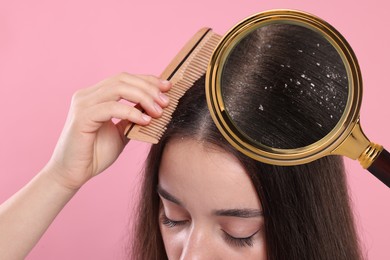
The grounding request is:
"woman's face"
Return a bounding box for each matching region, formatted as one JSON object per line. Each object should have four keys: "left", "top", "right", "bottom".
{"left": 158, "top": 138, "right": 266, "bottom": 259}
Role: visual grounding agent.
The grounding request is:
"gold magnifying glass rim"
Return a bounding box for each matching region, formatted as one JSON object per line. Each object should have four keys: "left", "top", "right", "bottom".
{"left": 206, "top": 9, "right": 362, "bottom": 166}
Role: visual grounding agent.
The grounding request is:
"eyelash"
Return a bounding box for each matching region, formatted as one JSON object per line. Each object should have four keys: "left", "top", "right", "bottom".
{"left": 160, "top": 214, "right": 258, "bottom": 248}
{"left": 222, "top": 230, "right": 258, "bottom": 248}
{"left": 160, "top": 214, "right": 188, "bottom": 228}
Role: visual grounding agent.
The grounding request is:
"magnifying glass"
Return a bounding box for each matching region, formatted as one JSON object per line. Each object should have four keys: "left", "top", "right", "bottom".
{"left": 206, "top": 9, "right": 390, "bottom": 187}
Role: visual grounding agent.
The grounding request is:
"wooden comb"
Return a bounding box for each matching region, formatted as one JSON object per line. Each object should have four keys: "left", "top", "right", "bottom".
{"left": 124, "top": 28, "right": 222, "bottom": 143}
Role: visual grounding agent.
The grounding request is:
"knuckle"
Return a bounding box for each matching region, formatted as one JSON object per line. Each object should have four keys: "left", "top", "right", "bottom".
{"left": 140, "top": 75, "right": 159, "bottom": 88}
{"left": 143, "top": 79, "right": 160, "bottom": 95}
{"left": 71, "top": 89, "right": 83, "bottom": 99}
{"left": 140, "top": 91, "right": 155, "bottom": 105}
{"left": 145, "top": 74, "right": 159, "bottom": 82}
{"left": 127, "top": 107, "right": 140, "bottom": 119}
{"left": 148, "top": 83, "right": 160, "bottom": 96}
{"left": 71, "top": 89, "right": 85, "bottom": 105}
{"left": 134, "top": 86, "right": 146, "bottom": 98}
{"left": 117, "top": 72, "right": 130, "bottom": 82}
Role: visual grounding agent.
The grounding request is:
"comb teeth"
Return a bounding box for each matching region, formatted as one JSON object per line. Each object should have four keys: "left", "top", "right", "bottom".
{"left": 125, "top": 29, "right": 222, "bottom": 143}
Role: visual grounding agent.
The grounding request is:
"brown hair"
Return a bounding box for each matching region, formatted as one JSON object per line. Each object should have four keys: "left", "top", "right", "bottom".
{"left": 130, "top": 24, "right": 362, "bottom": 260}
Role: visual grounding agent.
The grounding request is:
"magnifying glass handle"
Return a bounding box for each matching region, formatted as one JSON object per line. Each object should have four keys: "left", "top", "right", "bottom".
{"left": 367, "top": 148, "right": 390, "bottom": 188}
{"left": 333, "top": 122, "right": 390, "bottom": 188}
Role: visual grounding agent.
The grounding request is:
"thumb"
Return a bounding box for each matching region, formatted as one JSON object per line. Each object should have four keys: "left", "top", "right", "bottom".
{"left": 116, "top": 119, "right": 131, "bottom": 146}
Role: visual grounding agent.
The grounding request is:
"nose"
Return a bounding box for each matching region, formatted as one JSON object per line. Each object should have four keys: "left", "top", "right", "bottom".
{"left": 179, "top": 226, "right": 219, "bottom": 260}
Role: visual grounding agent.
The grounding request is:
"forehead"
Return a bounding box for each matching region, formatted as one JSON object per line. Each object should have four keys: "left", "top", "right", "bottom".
{"left": 158, "top": 139, "right": 261, "bottom": 211}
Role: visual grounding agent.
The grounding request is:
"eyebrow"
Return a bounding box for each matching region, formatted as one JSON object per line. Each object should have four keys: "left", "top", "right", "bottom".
{"left": 157, "top": 185, "right": 263, "bottom": 218}
{"left": 157, "top": 185, "right": 183, "bottom": 206}
{"left": 213, "top": 208, "right": 263, "bottom": 218}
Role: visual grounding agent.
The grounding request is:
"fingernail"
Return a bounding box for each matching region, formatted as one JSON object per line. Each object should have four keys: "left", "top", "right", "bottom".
{"left": 154, "top": 102, "right": 163, "bottom": 114}
{"left": 159, "top": 92, "right": 169, "bottom": 103}
{"left": 142, "top": 114, "right": 151, "bottom": 122}
{"left": 161, "top": 80, "right": 171, "bottom": 86}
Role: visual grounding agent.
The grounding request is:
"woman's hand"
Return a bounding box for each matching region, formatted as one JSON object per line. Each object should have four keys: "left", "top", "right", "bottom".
{"left": 46, "top": 73, "right": 171, "bottom": 191}
{"left": 1, "top": 73, "right": 171, "bottom": 259}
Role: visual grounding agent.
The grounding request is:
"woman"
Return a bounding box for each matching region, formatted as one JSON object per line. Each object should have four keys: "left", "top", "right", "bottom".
{"left": 0, "top": 25, "right": 362, "bottom": 259}
{"left": 131, "top": 24, "right": 362, "bottom": 259}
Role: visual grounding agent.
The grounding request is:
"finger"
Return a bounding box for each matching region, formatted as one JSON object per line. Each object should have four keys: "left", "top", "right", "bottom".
{"left": 134, "top": 74, "right": 172, "bottom": 92}
{"left": 104, "top": 73, "right": 171, "bottom": 98}
{"left": 73, "top": 73, "right": 172, "bottom": 109}
{"left": 85, "top": 101, "right": 153, "bottom": 126}
{"left": 88, "top": 81, "right": 168, "bottom": 118}
{"left": 115, "top": 73, "right": 171, "bottom": 107}
{"left": 118, "top": 83, "right": 166, "bottom": 117}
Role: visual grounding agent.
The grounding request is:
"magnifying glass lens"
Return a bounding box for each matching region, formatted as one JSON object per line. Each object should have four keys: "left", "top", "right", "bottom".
{"left": 221, "top": 23, "right": 348, "bottom": 149}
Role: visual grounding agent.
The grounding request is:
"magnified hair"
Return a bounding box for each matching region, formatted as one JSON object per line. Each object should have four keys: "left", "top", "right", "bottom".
{"left": 221, "top": 23, "right": 348, "bottom": 149}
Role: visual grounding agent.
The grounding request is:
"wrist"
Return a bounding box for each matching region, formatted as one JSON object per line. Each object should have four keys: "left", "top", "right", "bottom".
{"left": 41, "top": 162, "right": 86, "bottom": 193}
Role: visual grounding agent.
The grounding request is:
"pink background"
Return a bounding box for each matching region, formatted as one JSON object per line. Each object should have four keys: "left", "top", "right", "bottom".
{"left": 1, "top": 0, "right": 389, "bottom": 259}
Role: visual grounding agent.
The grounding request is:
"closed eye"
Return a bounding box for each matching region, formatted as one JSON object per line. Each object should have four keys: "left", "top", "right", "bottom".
{"left": 222, "top": 229, "right": 259, "bottom": 248}
{"left": 160, "top": 214, "right": 189, "bottom": 228}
